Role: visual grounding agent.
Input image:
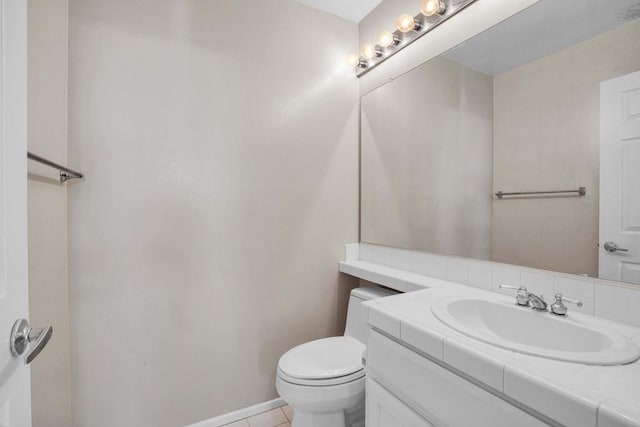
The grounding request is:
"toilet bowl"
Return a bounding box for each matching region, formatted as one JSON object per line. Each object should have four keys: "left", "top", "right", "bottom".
{"left": 275, "top": 287, "right": 397, "bottom": 427}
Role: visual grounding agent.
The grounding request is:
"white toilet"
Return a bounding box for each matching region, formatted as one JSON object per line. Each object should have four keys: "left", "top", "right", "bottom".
{"left": 276, "top": 287, "right": 397, "bottom": 427}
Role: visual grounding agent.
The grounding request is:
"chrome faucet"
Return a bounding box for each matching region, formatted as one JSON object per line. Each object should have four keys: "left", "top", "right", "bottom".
{"left": 550, "top": 293, "right": 583, "bottom": 316}
{"left": 527, "top": 293, "right": 548, "bottom": 312}
{"left": 499, "top": 285, "right": 548, "bottom": 312}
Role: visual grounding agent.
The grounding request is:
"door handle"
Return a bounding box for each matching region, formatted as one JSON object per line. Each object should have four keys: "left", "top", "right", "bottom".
{"left": 9, "top": 319, "right": 53, "bottom": 364}
{"left": 604, "top": 242, "right": 629, "bottom": 253}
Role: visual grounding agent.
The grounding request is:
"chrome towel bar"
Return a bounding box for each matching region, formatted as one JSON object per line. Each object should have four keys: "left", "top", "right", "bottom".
{"left": 495, "top": 187, "right": 586, "bottom": 199}
{"left": 27, "top": 151, "right": 84, "bottom": 183}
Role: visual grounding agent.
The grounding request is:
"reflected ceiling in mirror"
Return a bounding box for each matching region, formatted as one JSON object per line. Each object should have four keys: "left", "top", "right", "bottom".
{"left": 361, "top": 0, "right": 640, "bottom": 283}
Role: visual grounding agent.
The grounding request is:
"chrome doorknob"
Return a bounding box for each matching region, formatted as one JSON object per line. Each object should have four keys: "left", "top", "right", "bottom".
{"left": 604, "top": 242, "right": 629, "bottom": 253}
{"left": 9, "top": 319, "right": 53, "bottom": 364}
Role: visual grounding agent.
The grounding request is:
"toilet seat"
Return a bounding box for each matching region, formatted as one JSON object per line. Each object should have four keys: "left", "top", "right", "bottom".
{"left": 277, "top": 336, "right": 365, "bottom": 386}
{"left": 277, "top": 367, "right": 365, "bottom": 387}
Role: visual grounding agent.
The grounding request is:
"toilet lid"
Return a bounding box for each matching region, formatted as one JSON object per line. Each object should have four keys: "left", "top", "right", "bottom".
{"left": 278, "top": 336, "right": 365, "bottom": 380}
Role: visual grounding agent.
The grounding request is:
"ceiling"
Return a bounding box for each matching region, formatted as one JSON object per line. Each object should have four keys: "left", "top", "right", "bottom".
{"left": 292, "top": 0, "right": 384, "bottom": 23}
{"left": 445, "top": 0, "right": 640, "bottom": 76}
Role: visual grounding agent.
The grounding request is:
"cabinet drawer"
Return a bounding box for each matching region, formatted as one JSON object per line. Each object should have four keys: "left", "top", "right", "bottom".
{"left": 368, "top": 330, "right": 547, "bottom": 427}
{"left": 367, "top": 378, "right": 434, "bottom": 427}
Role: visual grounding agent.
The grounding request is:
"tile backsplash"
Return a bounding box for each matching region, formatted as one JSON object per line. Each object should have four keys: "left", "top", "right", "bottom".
{"left": 346, "top": 243, "right": 640, "bottom": 327}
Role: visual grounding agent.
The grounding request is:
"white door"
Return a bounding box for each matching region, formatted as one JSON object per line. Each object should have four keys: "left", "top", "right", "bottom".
{"left": 0, "top": 0, "right": 32, "bottom": 425}
{"left": 600, "top": 70, "right": 640, "bottom": 284}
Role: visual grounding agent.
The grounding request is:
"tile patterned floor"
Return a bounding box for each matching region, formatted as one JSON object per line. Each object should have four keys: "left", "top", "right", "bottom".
{"left": 223, "top": 405, "right": 293, "bottom": 427}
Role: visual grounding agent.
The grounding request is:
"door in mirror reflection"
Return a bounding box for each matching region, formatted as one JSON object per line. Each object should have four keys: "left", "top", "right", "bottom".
{"left": 600, "top": 70, "right": 640, "bottom": 285}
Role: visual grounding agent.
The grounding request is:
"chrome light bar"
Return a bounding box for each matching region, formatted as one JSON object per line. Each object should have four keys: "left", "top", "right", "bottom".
{"left": 352, "top": 0, "right": 479, "bottom": 77}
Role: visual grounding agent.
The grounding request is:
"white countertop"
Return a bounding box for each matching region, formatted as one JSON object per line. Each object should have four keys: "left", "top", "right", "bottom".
{"left": 339, "top": 260, "right": 449, "bottom": 292}
{"left": 340, "top": 260, "right": 640, "bottom": 427}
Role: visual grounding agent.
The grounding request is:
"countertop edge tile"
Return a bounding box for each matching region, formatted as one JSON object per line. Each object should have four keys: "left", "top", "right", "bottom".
{"left": 401, "top": 319, "right": 446, "bottom": 361}
{"left": 369, "top": 305, "right": 401, "bottom": 338}
{"left": 599, "top": 400, "right": 640, "bottom": 427}
{"left": 504, "top": 364, "right": 601, "bottom": 427}
{"left": 443, "top": 336, "right": 506, "bottom": 392}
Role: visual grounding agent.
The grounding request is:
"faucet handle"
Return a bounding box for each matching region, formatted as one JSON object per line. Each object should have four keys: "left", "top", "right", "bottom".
{"left": 558, "top": 294, "right": 583, "bottom": 307}
{"left": 499, "top": 285, "right": 530, "bottom": 307}
{"left": 499, "top": 285, "right": 526, "bottom": 291}
{"left": 550, "top": 293, "right": 583, "bottom": 316}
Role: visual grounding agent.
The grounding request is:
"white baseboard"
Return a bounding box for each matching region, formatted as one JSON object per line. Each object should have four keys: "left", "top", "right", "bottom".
{"left": 186, "top": 397, "right": 286, "bottom": 427}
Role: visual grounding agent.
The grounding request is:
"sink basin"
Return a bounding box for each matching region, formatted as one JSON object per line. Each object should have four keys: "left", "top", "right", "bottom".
{"left": 432, "top": 296, "right": 640, "bottom": 365}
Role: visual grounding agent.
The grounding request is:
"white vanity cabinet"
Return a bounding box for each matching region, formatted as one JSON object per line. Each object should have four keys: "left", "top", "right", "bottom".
{"left": 366, "top": 330, "right": 549, "bottom": 427}
{"left": 367, "top": 378, "right": 434, "bottom": 427}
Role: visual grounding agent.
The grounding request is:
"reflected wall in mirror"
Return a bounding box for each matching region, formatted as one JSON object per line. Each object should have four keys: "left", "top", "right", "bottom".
{"left": 361, "top": 0, "right": 640, "bottom": 283}
{"left": 361, "top": 56, "right": 493, "bottom": 260}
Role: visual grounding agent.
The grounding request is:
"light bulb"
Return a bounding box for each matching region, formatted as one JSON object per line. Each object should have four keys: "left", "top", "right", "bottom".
{"left": 360, "top": 43, "right": 379, "bottom": 60}
{"left": 377, "top": 31, "right": 397, "bottom": 48}
{"left": 421, "top": 0, "right": 446, "bottom": 17}
{"left": 396, "top": 14, "right": 416, "bottom": 33}
{"left": 345, "top": 52, "right": 360, "bottom": 67}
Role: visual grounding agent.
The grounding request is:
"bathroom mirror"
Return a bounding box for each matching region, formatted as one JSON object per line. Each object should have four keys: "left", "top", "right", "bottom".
{"left": 361, "top": 0, "right": 640, "bottom": 283}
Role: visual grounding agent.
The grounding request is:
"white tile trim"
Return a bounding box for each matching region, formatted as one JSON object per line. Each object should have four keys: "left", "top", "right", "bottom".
{"left": 186, "top": 398, "right": 285, "bottom": 427}
{"left": 345, "top": 243, "right": 359, "bottom": 261}
{"left": 345, "top": 243, "right": 640, "bottom": 327}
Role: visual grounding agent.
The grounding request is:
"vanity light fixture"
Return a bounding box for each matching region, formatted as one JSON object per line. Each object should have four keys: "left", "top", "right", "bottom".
{"left": 346, "top": 0, "right": 478, "bottom": 77}
{"left": 396, "top": 14, "right": 420, "bottom": 33}
{"left": 421, "top": 0, "right": 446, "bottom": 17}
{"left": 345, "top": 52, "right": 367, "bottom": 69}
{"left": 361, "top": 43, "right": 382, "bottom": 60}
{"left": 377, "top": 31, "right": 400, "bottom": 48}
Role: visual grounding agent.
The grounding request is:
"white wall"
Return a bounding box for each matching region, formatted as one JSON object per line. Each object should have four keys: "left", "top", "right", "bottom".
{"left": 27, "top": 1, "right": 73, "bottom": 426}
{"left": 492, "top": 19, "right": 640, "bottom": 276}
{"left": 67, "top": 1, "right": 359, "bottom": 426}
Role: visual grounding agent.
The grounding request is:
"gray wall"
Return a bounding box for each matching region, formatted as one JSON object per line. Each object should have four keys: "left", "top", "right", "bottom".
{"left": 492, "top": 19, "right": 640, "bottom": 276}
{"left": 67, "top": 1, "right": 359, "bottom": 426}
{"left": 27, "top": 0, "right": 73, "bottom": 426}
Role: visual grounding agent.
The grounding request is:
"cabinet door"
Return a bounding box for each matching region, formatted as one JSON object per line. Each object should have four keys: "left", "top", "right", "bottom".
{"left": 367, "top": 378, "right": 434, "bottom": 427}
{"left": 368, "top": 330, "right": 548, "bottom": 427}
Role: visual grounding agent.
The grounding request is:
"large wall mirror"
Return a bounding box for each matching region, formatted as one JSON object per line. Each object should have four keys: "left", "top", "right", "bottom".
{"left": 361, "top": 0, "right": 640, "bottom": 284}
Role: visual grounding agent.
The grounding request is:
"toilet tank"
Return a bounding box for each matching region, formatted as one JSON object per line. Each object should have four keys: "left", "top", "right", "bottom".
{"left": 345, "top": 286, "right": 398, "bottom": 344}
